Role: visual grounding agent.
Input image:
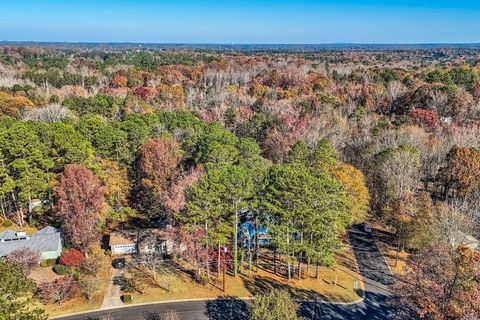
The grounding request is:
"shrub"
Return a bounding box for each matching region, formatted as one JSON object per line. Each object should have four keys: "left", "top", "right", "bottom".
{"left": 60, "top": 248, "right": 85, "bottom": 267}
{"left": 195, "top": 272, "right": 209, "bottom": 286}
{"left": 53, "top": 264, "right": 69, "bottom": 275}
{"left": 2, "top": 219, "right": 13, "bottom": 227}
{"left": 40, "top": 259, "right": 57, "bottom": 268}
{"left": 71, "top": 270, "right": 81, "bottom": 281}
{"left": 28, "top": 219, "right": 38, "bottom": 228}
{"left": 122, "top": 294, "right": 133, "bottom": 303}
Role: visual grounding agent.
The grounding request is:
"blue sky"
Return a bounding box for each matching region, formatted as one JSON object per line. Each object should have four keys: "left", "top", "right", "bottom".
{"left": 1, "top": 0, "right": 479, "bottom": 43}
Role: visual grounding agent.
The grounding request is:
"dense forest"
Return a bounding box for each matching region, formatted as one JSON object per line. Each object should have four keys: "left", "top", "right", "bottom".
{"left": 1, "top": 46, "right": 480, "bottom": 319}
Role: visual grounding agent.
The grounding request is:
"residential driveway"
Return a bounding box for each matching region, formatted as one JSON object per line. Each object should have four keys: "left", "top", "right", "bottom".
{"left": 101, "top": 268, "right": 124, "bottom": 310}
{"left": 55, "top": 225, "right": 395, "bottom": 320}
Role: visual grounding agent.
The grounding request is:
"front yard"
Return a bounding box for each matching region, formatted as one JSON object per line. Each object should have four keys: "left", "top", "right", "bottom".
{"left": 127, "top": 245, "right": 363, "bottom": 305}
{"left": 45, "top": 283, "right": 107, "bottom": 317}
{"left": 131, "top": 263, "right": 362, "bottom": 305}
{"left": 42, "top": 242, "right": 363, "bottom": 318}
{"left": 29, "top": 250, "right": 112, "bottom": 317}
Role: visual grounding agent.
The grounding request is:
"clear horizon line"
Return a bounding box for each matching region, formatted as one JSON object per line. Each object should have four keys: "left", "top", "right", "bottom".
{"left": 1, "top": 40, "right": 480, "bottom": 46}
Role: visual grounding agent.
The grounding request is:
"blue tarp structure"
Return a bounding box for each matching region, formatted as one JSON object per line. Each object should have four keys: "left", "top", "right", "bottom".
{"left": 240, "top": 221, "right": 269, "bottom": 247}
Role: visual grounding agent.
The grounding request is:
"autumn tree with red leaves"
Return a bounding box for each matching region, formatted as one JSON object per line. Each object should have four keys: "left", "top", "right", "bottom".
{"left": 139, "top": 138, "right": 182, "bottom": 193}
{"left": 0, "top": 92, "right": 34, "bottom": 116}
{"left": 473, "top": 81, "right": 480, "bottom": 101}
{"left": 56, "top": 164, "right": 105, "bottom": 253}
{"left": 60, "top": 248, "right": 85, "bottom": 267}
{"left": 134, "top": 86, "right": 158, "bottom": 102}
{"left": 137, "top": 137, "right": 182, "bottom": 219}
{"left": 163, "top": 165, "right": 204, "bottom": 214}
{"left": 408, "top": 108, "right": 440, "bottom": 131}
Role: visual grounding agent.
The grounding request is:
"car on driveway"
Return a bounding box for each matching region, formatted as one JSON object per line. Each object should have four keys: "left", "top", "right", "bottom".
{"left": 112, "top": 257, "right": 126, "bottom": 269}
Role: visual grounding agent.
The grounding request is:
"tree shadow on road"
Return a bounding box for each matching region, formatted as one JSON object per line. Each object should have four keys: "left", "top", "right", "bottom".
{"left": 243, "top": 274, "right": 354, "bottom": 303}
{"left": 205, "top": 296, "right": 249, "bottom": 320}
{"left": 298, "top": 291, "right": 392, "bottom": 320}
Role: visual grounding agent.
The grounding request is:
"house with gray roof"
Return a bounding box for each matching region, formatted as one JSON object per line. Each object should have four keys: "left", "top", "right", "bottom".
{"left": 0, "top": 226, "right": 62, "bottom": 260}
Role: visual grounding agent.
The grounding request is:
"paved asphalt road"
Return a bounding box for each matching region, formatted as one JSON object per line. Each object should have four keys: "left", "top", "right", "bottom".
{"left": 305, "top": 225, "right": 395, "bottom": 320}
{"left": 55, "top": 225, "right": 394, "bottom": 320}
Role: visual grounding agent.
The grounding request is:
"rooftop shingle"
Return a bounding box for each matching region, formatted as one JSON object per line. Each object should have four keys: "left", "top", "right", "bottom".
{"left": 0, "top": 227, "right": 61, "bottom": 257}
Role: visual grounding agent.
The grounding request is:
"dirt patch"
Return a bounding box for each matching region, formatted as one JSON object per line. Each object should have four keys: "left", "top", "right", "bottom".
{"left": 29, "top": 266, "right": 62, "bottom": 284}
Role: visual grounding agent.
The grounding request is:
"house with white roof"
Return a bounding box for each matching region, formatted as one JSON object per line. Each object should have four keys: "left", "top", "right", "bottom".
{"left": 0, "top": 226, "right": 62, "bottom": 260}
{"left": 109, "top": 227, "right": 175, "bottom": 256}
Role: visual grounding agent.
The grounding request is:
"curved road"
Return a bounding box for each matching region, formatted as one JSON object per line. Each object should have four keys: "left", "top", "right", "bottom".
{"left": 54, "top": 226, "right": 394, "bottom": 320}
{"left": 305, "top": 225, "right": 394, "bottom": 319}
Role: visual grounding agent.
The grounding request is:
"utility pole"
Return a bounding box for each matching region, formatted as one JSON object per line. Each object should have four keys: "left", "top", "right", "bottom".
{"left": 222, "top": 247, "right": 227, "bottom": 292}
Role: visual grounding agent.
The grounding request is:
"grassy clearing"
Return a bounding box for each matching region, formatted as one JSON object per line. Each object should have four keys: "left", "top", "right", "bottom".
{"left": 131, "top": 246, "right": 363, "bottom": 304}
